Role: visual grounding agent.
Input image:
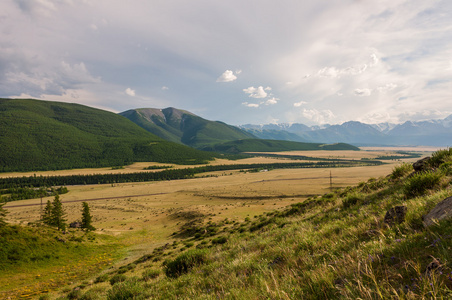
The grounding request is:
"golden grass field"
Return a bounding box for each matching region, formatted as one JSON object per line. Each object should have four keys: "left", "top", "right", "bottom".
{"left": 1, "top": 149, "right": 435, "bottom": 298}
{"left": 4, "top": 150, "right": 429, "bottom": 248}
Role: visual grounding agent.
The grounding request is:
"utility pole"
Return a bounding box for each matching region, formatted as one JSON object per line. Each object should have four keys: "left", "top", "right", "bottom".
{"left": 330, "top": 170, "right": 333, "bottom": 191}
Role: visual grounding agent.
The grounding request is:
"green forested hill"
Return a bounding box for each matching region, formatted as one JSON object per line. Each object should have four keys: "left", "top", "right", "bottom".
{"left": 200, "top": 139, "right": 360, "bottom": 153}
{"left": 120, "top": 107, "right": 256, "bottom": 148}
{"left": 0, "top": 99, "right": 214, "bottom": 172}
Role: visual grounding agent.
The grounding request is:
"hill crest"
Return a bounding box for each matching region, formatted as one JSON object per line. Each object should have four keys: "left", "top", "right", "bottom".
{"left": 120, "top": 107, "right": 255, "bottom": 148}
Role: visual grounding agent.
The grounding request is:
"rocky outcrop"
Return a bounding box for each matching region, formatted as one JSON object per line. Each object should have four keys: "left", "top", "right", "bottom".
{"left": 413, "top": 157, "right": 431, "bottom": 172}
{"left": 423, "top": 196, "right": 452, "bottom": 227}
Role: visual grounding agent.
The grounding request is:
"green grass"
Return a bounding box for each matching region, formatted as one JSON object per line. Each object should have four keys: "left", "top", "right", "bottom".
{"left": 0, "top": 225, "right": 122, "bottom": 299}
{"left": 50, "top": 149, "right": 452, "bottom": 299}
{"left": 4, "top": 150, "right": 452, "bottom": 299}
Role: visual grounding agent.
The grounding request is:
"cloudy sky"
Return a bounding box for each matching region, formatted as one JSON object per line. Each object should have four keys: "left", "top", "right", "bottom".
{"left": 1, "top": 0, "right": 451, "bottom": 126}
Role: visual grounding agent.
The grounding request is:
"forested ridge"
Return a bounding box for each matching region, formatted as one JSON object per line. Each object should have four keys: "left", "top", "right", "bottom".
{"left": 0, "top": 99, "right": 214, "bottom": 172}
{"left": 201, "top": 139, "right": 360, "bottom": 153}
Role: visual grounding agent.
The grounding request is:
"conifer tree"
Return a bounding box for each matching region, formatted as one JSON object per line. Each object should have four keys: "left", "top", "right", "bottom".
{"left": 42, "top": 200, "right": 53, "bottom": 226}
{"left": 81, "top": 202, "right": 95, "bottom": 231}
{"left": 50, "top": 194, "right": 66, "bottom": 231}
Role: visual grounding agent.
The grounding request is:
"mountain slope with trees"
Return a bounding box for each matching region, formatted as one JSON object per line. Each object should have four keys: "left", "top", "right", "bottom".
{"left": 200, "top": 139, "right": 359, "bottom": 153}
{"left": 120, "top": 107, "right": 256, "bottom": 148}
{"left": 0, "top": 99, "right": 214, "bottom": 172}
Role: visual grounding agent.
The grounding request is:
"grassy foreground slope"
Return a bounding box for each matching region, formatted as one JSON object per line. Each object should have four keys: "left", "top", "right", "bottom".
{"left": 0, "top": 224, "right": 121, "bottom": 299}
{"left": 58, "top": 149, "right": 452, "bottom": 299}
{"left": 0, "top": 99, "right": 214, "bottom": 172}
{"left": 201, "top": 139, "right": 359, "bottom": 153}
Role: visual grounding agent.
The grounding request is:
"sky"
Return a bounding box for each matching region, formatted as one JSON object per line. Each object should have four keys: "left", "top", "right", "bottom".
{"left": 1, "top": 0, "right": 452, "bottom": 126}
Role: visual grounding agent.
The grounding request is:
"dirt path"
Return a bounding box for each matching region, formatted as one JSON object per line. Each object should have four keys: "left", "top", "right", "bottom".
{"left": 3, "top": 192, "right": 170, "bottom": 208}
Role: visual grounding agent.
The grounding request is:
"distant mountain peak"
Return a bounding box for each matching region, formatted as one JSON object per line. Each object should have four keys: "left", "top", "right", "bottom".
{"left": 241, "top": 116, "right": 452, "bottom": 147}
{"left": 120, "top": 107, "right": 254, "bottom": 148}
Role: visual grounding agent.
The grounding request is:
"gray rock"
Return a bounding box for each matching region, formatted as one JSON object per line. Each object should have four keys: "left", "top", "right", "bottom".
{"left": 413, "top": 157, "right": 431, "bottom": 172}
{"left": 384, "top": 206, "right": 407, "bottom": 225}
{"left": 423, "top": 196, "right": 452, "bottom": 227}
{"left": 69, "top": 221, "right": 82, "bottom": 228}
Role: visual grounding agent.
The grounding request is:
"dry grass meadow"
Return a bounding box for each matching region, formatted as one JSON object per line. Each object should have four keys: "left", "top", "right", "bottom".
{"left": 1, "top": 148, "right": 435, "bottom": 298}
{"left": 4, "top": 150, "right": 428, "bottom": 256}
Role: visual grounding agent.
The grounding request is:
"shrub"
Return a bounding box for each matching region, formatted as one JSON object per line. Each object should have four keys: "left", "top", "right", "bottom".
{"left": 440, "top": 162, "right": 452, "bottom": 175}
{"left": 211, "top": 236, "right": 227, "bottom": 244}
{"left": 183, "top": 241, "right": 194, "bottom": 248}
{"left": 342, "top": 193, "right": 363, "bottom": 209}
{"left": 94, "top": 273, "right": 109, "bottom": 283}
{"left": 322, "top": 193, "right": 336, "bottom": 200}
{"left": 80, "top": 286, "right": 106, "bottom": 300}
{"left": 67, "top": 288, "right": 83, "bottom": 300}
{"left": 404, "top": 171, "right": 443, "bottom": 198}
{"left": 164, "top": 249, "right": 208, "bottom": 278}
{"left": 429, "top": 148, "right": 452, "bottom": 168}
{"left": 142, "top": 268, "right": 161, "bottom": 281}
{"left": 391, "top": 163, "right": 413, "bottom": 179}
{"left": 109, "top": 274, "right": 127, "bottom": 286}
{"left": 107, "top": 278, "right": 145, "bottom": 300}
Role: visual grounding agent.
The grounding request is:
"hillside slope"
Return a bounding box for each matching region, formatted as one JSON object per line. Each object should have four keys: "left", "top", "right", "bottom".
{"left": 54, "top": 149, "right": 452, "bottom": 299}
{"left": 200, "top": 139, "right": 360, "bottom": 153}
{"left": 0, "top": 99, "right": 213, "bottom": 172}
{"left": 120, "top": 107, "right": 255, "bottom": 148}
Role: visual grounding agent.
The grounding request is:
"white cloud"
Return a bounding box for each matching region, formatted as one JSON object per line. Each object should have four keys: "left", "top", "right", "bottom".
{"left": 216, "top": 70, "right": 237, "bottom": 82}
{"left": 125, "top": 88, "right": 136, "bottom": 96}
{"left": 161, "top": 86, "right": 169, "bottom": 90}
{"left": 243, "top": 86, "right": 268, "bottom": 98}
{"left": 265, "top": 97, "right": 278, "bottom": 105}
{"left": 354, "top": 88, "right": 372, "bottom": 97}
{"left": 2, "top": 1, "right": 452, "bottom": 125}
{"left": 376, "top": 83, "right": 397, "bottom": 92}
{"left": 242, "top": 102, "right": 259, "bottom": 108}
{"left": 370, "top": 53, "right": 379, "bottom": 66}
{"left": 316, "top": 58, "right": 373, "bottom": 79}
{"left": 293, "top": 101, "right": 307, "bottom": 107}
{"left": 317, "top": 67, "right": 341, "bottom": 78}
{"left": 302, "top": 109, "right": 335, "bottom": 124}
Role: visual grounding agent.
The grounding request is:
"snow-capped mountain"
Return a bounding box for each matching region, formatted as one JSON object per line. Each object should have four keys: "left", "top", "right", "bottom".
{"left": 240, "top": 115, "right": 452, "bottom": 147}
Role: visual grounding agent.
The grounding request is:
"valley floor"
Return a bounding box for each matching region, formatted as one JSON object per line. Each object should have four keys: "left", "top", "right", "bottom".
{"left": 1, "top": 149, "right": 433, "bottom": 299}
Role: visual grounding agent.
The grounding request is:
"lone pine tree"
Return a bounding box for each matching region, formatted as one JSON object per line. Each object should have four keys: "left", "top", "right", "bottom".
{"left": 42, "top": 199, "right": 53, "bottom": 225}
{"left": 81, "top": 202, "right": 95, "bottom": 231}
{"left": 51, "top": 194, "right": 66, "bottom": 231}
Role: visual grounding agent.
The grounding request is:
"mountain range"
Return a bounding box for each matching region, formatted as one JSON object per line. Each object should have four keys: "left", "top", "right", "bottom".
{"left": 0, "top": 99, "right": 357, "bottom": 172}
{"left": 240, "top": 115, "right": 452, "bottom": 147}
{"left": 2, "top": 97, "right": 447, "bottom": 173}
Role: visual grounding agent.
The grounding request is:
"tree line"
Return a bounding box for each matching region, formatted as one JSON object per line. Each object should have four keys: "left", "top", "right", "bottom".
{"left": 0, "top": 160, "right": 383, "bottom": 190}
{"left": 1, "top": 186, "right": 68, "bottom": 203}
